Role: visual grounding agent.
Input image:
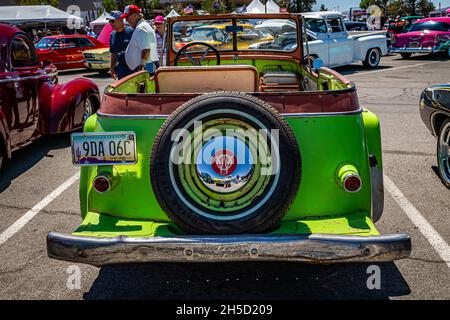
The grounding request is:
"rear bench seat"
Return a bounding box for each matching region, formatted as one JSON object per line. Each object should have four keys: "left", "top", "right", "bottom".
{"left": 155, "top": 65, "right": 258, "bottom": 93}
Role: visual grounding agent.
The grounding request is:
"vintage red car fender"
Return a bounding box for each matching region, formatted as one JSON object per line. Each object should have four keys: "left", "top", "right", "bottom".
{"left": 47, "top": 78, "right": 100, "bottom": 134}
{"left": 0, "top": 111, "right": 11, "bottom": 157}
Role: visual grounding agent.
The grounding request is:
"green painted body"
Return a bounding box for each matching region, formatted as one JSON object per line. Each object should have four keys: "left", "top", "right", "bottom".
{"left": 74, "top": 57, "right": 384, "bottom": 238}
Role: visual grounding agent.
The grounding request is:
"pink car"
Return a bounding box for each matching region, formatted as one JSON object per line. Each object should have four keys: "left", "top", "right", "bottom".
{"left": 389, "top": 17, "right": 450, "bottom": 58}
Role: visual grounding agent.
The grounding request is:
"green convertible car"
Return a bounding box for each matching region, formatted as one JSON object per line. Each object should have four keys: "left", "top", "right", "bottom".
{"left": 47, "top": 14, "right": 411, "bottom": 266}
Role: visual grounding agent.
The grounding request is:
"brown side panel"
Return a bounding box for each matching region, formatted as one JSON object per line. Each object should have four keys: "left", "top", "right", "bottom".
{"left": 100, "top": 90, "right": 360, "bottom": 116}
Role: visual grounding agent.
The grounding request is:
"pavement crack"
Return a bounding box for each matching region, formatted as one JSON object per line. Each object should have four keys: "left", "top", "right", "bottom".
{"left": 405, "top": 256, "right": 450, "bottom": 265}
{"left": 0, "top": 203, "right": 78, "bottom": 217}
{"left": 40, "top": 209, "right": 79, "bottom": 217}
{"left": 0, "top": 252, "right": 44, "bottom": 275}
{"left": 383, "top": 149, "right": 434, "bottom": 157}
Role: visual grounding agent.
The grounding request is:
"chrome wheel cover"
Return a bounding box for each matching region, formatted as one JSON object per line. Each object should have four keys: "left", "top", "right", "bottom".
{"left": 168, "top": 109, "right": 280, "bottom": 221}
{"left": 369, "top": 49, "right": 380, "bottom": 66}
{"left": 83, "top": 98, "right": 93, "bottom": 122}
{"left": 438, "top": 122, "right": 450, "bottom": 184}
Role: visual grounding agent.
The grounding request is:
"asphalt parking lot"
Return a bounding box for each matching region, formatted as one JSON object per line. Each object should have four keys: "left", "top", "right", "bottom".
{"left": 0, "top": 53, "right": 449, "bottom": 300}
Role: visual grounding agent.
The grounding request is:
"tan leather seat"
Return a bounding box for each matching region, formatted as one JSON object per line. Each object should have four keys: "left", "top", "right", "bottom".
{"left": 155, "top": 65, "right": 258, "bottom": 93}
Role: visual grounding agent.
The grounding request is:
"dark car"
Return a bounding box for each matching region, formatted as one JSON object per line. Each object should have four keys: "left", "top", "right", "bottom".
{"left": 0, "top": 24, "right": 100, "bottom": 173}
{"left": 419, "top": 84, "right": 450, "bottom": 188}
{"left": 345, "top": 21, "right": 369, "bottom": 31}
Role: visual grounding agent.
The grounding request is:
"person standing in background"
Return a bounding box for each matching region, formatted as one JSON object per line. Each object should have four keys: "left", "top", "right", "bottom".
{"left": 121, "top": 5, "right": 159, "bottom": 75}
{"left": 153, "top": 15, "right": 165, "bottom": 67}
{"left": 107, "top": 10, "right": 134, "bottom": 80}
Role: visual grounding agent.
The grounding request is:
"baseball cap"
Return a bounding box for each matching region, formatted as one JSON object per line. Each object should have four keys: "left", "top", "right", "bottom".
{"left": 105, "top": 10, "right": 122, "bottom": 21}
{"left": 120, "top": 5, "right": 141, "bottom": 19}
{"left": 154, "top": 15, "right": 165, "bottom": 24}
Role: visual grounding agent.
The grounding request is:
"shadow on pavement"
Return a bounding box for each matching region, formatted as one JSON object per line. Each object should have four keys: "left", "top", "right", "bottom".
{"left": 336, "top": 53, "right": 448, "bottom": 76}
{"left": 0, "top": 133, "right": 71, "bottom": 193}
{"left": 84, "top": 261, "right": 410, "bottom": 300}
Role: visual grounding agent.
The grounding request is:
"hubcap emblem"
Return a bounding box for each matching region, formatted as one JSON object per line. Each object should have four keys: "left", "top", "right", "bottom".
{"left": 211, "top": 150, "right": 237, "bottom": 176}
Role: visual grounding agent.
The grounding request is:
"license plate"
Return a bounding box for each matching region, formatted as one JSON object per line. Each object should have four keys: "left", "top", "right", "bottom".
{"left": 71, "top": 132, "right": 137, "bottom": 166}
{"left": 409, "top": 42, "right": 420, "bottom": 48}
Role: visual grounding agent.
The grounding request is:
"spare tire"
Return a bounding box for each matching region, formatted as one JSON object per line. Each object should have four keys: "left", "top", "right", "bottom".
{"left": 150, "top": 92, "right": 301, "bottom": 234}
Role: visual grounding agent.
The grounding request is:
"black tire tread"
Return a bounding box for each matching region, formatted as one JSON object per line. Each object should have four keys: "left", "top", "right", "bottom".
{"left": 150, "top": 92, "right": 301, "bottom": 234}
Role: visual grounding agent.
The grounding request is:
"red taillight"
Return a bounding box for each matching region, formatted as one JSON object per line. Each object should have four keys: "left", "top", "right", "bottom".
{"left": 343, "top": 174, "right": 362, "bottom": 193}
{"left": 93, "top": 175, "right": 111, "bottom": 193}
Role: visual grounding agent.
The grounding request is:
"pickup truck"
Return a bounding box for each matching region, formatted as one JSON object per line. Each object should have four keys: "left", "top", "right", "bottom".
{"left": 302, "top": 12, "right": 388, "bottom": 68}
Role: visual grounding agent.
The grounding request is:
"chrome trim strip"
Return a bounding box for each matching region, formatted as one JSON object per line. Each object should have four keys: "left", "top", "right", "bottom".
{"left": 0, "top": 73, "right": 57, "bottom": 84}
{"left": 47, "top": 231, "right": 411, "bottom": 266}
{"left": 52, "top": 60, "right": 84, "bottom": 65}
{"left": 97, "top": 108, "right": 363, "bottom": 120}
{"left": 389, "top": 46, "right": 442, "bottom": 54}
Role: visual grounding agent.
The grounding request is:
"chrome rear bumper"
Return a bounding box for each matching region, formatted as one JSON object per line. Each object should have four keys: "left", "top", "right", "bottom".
{"left": 389, "top": 46, "right": 443, "bottom": 54}
{"left": 47, "top": 232, "right": 411, "bottom": 267}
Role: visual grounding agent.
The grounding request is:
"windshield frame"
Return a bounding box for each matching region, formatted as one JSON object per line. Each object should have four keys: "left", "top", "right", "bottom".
{"left": 166, "top": 13, "right": 302, "bottom": 66}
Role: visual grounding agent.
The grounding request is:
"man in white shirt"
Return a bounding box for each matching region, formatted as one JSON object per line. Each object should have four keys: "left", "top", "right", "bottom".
{"left": 120, "top": 5, "right": 159, "bottom": 74}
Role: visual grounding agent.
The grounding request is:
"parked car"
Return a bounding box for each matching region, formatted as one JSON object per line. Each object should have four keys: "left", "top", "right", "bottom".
{"left": 302, "top": 12, "right": 388, "bottom": 68}
{"left": 83, "top": 23, "right": 113, "bottom": 74}
{"left": 47, "top": 14, "right": 411, "bottom": 267}
{"left": 420, "top": 84, "right": 450, "bottom": 188}
{"left": 0, "top": 24, "right": 100, "bottom": 173}
{"left": 252, "top": 12, "right": 388, "bottom": 68}
{"left": 389, "top": 17, "right": 450, "bottom": 58}
{"left": 35, "top": 34, "right": 108, "bottom": 70}
{"left": 345, "top": 21, "right": 369, "bottom": 31}
{"left": 174, "top": 23, "right": 273, "bottom": 51}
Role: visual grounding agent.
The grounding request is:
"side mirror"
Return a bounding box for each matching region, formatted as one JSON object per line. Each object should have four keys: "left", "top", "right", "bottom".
{"left": 327, "top": 27, "right": 334, "bottom": 33}
{"left": 312, "top": 58, "right": 324, "bottom": 70}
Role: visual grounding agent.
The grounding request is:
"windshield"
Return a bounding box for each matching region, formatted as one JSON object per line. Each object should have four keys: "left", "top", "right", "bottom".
{"left": 172, "top": 18, "right": 297, "bottom": 52}
{"left": 409, "top": 21, "right": 450, "bottom": 32}
{"left": 35, "top": 37, "right": 55, "bottom": 49}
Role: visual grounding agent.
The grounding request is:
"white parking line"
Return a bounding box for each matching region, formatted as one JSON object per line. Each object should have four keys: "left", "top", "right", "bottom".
{"left": 384, "top": 175, "right": 450, "bottom": 268}
{"left": 347, "top": 61, "right": 444, "bottom": 77}
{"left": 0, "top": 172, "right": 80, "bottom": 247}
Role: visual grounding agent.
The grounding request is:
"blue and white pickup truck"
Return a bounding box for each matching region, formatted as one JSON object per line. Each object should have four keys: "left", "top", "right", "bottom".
{"left": 303, "top": 12, "right": 388, "bottom": 68}
{"left": 252, "top": 12, "right": 388, "bottom": 68}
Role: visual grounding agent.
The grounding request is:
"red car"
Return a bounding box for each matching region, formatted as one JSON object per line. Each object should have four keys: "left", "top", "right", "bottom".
{"left": 0, "top": 24, "right": 100, "bottom": 172}
{"left": 35, "top": 34, "right": 108, "bottom": 70}
{"left": 389, "top": 17, "right": 450, "bottom": 58}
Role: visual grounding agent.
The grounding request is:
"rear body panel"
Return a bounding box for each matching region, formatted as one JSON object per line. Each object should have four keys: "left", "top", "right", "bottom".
{"left": 46, "top": 14, "right": 410, "bottom": 265}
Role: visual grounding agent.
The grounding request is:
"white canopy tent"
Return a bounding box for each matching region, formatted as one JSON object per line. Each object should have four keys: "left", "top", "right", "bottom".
{"left": 166, "top": 9, "right": 180, "bottom": 19}
{"left": 89, "top": 11, "right": 108, "bottom": 28}
{"left": 0, "top": 5, "right": 83, "bottom": 27}
{"left": 266, "top": 0, "right": 280, "bottom": 13}
{"left": 246, "top": 0, "right": 266, "bottom": 14}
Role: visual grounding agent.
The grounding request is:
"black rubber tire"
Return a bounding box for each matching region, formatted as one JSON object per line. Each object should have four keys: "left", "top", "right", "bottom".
{"left": 150, "top": 92, "right": 301, "bottom": 234}
{"left": 362, "top": 48, "right": 381, "bottom": 68}
{"left": 82, "top": 95, "right": 97, "bottom": 124}
{"left": 437, "top": 118, "right": 450, "bottom": 189}
{"left": 401, "top": 53, "right": 412, "bottom": 59}
{"left": 0, "top": 138, "right": 6, "bottom": 176}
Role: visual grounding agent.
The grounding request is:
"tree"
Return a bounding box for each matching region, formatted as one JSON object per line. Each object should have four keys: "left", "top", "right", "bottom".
{"left": 17, "top": 0, "right": 59, "bottom": 6}
{"left": 102, "top": 0, "right": 116, "bottom": 13}
{"left": 319, "top": 4, "right": 327, "bottom": 11}
{"left": 287, "top": 0, "right": 317, "bottom": 13}
{"left": 387, "top": 0, "right": 434, "bottom": 17}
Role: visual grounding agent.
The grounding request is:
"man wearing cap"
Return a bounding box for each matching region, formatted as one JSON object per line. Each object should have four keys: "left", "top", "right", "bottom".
{"left": 153, "top": 15, "right": 165, "bottom": 67}
{"left": 121, "top": 5, "right": 159, "bottom": 75}
{"left": 106, "top": 10, "right": 134, "bottom": 80}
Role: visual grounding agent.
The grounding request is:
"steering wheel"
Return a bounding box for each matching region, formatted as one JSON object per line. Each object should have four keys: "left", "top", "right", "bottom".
{"left": 174, "top": 42, "right": 221, "bottom": 66}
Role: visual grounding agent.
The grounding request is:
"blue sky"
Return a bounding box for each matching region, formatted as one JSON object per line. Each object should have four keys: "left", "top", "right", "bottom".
{"left": 313, "top": 0, "right": 450, "bottom": 11}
